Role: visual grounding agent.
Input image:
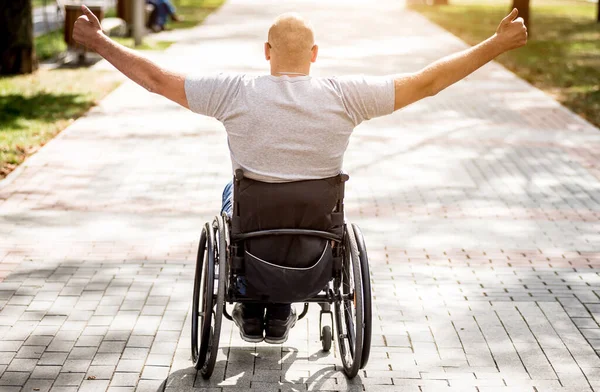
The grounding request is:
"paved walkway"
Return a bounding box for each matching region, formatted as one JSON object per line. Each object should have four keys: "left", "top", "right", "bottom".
{"left": 3, "top": 0, "right": 600, "bottom": 391}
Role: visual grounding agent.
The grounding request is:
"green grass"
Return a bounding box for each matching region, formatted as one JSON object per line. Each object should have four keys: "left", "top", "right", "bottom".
{"left": 169, "top": 0, "right": 225, "bottom": 29}
{"left": 35, "top": 30, "right": 67, "bottom": 61}
{"left": 0, "top": 69, "right": 122, "bottom": 178}
{"left": 113, "top": 37, "right": 175, "bottom": 50}
{"left": 409, "top": 0, "right": 600, "bottom": 128}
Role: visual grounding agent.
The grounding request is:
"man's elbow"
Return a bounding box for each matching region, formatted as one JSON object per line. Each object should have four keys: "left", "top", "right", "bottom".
{"left": 142, "top": 69, "right": 167, "bottom": 95}
{"left": 145, "top": 75, "right": 162, "bottom": 95}
{"left": 425, "top": 79, "right": 441, "bottom": 97}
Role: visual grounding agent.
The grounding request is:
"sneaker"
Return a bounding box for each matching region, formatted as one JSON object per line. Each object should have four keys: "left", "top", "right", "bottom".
{"left": 264, "top": 305, "right": 297, "bottom": 344}
{"left": 232, "top": 303, "right": 264, "bottom": 343}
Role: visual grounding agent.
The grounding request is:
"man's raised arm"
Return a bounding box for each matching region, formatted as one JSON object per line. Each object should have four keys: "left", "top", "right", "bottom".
{"left": 73, "top": 5, "right": 188, "bottom": 108}
{"left": 393, "top": 8, "right": 527, "bottom": 111}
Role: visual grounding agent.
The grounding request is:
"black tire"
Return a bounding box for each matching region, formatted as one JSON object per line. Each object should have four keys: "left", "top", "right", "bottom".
{"left": 200, "top": 216, "right": 228, "bottom": 379}
{"left": 321, "top": 325, "right": 332, "bottom": 352}
{"left": 191, "top": 223, "right": 214, "bottom": 369}
{"left": 352, "top": 224, "right": 372, "bottom": 369}
{"left": 334, "top": 224, "right": 364, "bottom": 378}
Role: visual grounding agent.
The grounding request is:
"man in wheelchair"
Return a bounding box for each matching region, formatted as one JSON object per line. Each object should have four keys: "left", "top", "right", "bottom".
{"left": 73, "top": 6, "right": 527, "bottom": 345}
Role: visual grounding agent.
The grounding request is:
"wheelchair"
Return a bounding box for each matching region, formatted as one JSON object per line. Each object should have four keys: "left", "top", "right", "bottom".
{"left": 190, "top": 170, "right": 372, "bottom": 379}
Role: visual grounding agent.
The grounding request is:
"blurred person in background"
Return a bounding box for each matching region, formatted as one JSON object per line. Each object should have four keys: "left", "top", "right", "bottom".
{"left": 147, "top": 0, "right": 181, "bottom": 32}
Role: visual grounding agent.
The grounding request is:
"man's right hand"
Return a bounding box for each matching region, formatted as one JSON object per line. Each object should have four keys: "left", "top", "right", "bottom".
{"left": 70, "top": 4, "right": 189, "bottom": 108}
{"left": 73, "top": 5, "right": 105, "bottom": 50}
{"left": 495, "top": 8, "right": 528, "bottom": 52}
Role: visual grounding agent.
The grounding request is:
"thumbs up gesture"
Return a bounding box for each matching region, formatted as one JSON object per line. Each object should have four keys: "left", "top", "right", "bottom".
{"left": 73, "top": 5, "right": 104, "bottom": 50}
{"left": 495, "top": 8, "right": 528, "bottom": 51}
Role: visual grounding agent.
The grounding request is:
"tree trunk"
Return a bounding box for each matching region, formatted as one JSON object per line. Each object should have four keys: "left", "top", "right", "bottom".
{"left": 433, "top": 0, "right": 449, "bottom": 4}
{"left": 0, "top": 0, "right": 38, "bottom": 75}
{"left": 512, "top": 0, "right": 530, "bottom": 32}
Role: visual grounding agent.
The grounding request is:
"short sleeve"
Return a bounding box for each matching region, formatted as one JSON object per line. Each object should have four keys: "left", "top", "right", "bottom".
{"left": 335, "top": 75, "right": 395, "bottom": 125}
{"left": 184, "top": 73, "right": 243, "bottom": 120}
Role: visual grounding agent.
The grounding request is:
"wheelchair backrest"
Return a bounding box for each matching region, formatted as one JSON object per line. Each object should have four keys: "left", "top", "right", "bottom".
{"left": 231, "top": 170, "right": 347, "bottom": 268}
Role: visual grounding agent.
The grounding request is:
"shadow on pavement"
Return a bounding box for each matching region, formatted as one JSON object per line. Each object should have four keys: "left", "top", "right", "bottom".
{"left": 161, "top": 346, "right": 357, "bottom": 391}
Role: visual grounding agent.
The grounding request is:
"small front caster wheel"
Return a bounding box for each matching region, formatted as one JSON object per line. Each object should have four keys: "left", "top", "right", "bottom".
{"left": 321, "top": 325, "right": 332, "bottom": 352}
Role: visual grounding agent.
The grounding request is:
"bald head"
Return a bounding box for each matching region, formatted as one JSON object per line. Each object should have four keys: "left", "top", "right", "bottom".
{"left": 266, "top": 13, "right": 317, "bottom": 72}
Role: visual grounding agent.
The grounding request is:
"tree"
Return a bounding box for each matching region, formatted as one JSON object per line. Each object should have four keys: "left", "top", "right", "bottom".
{"left": 0, "top": 0, "right": 38, "bottom": 75}
{"left": 597, "top": 0, "right": 599, "bottom": 23}
{"left": 512, "top": 0, "right": 530, "bottom": 32}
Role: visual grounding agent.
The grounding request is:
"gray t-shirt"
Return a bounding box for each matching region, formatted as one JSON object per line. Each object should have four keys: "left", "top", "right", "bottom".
{"left": 185, "top": 74, "right": 395, "bottom": 182}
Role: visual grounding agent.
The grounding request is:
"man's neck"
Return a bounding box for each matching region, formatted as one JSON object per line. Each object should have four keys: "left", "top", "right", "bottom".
{"left": 270, "top": 65, "right": 311, "bottom": 77}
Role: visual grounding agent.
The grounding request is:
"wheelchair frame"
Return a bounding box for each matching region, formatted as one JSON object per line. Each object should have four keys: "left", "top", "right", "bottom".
{"left": 190, "top": 171, "right": 372, "bottom": 379}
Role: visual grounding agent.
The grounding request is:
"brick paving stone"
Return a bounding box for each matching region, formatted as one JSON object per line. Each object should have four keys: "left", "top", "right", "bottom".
{"left": 76, "top": 335, "right": 104, "bottom": 348}
{"left": 3, "top": 0, "right": 600, "bottom": 391}
{"left": 79, "top": 379, "right": 111, "bottom": 392}
{"left": 98, "top": 341, "right": 126, "bottom": 353}
{"left": 117, "top": 360, "right": 146, "bottom": 373}
{"left": 135, "top": 379, "right": 163, "bottom": 391}
{"left": 50, "top": 387, "right": 79, "bottom": 392}
{"left": 38, "top": 352, "right": 69, "bottom": 366}
{"left": 30, "top": 365, "right": 61, "bottom": 379}
{"left": 86, "top": 365, "right": 117, "bottom": 380}
{"left": 126, "top": 336, "right": 154, "bottom": 349}
{"left": 47, "top": 340, "right": 76, "bottom": 353}
{"left": 92, "top": 353, "right": 121, "bottom": 367}
{"left": 0, "top": 371, "right": 30, "bottom": 386}
{"left": 62, "top": 359, "right": 92, "bottom": 373}
{"left": 54, "top": 372, "right": 86, "bottom": 386}
{"left": 7, "top": 358, "right": 37, "bottom": 372}
{"left": 22, "top": 378, "right": 54, "bottom": 392}
{"left": 141, "top": 365, "right": 170, "bottom": 380}
{"left": 111, "top": 372, "right": 141, "bottom": 387}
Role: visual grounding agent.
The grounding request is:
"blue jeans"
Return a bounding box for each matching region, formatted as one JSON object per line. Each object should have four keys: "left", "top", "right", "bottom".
{"left": 220, "top": 181, "right": 291, "bottom": 319}
{"left": 221, "top": 181, "right": 233, "bottom": 217}
{"left": 147, "top": 0, "right": 176, "bottom": 28}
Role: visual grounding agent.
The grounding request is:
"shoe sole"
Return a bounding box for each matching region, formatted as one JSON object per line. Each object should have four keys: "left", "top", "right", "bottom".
{"left": 264, "top": 318, "right": 297, "bottom": 344}
{"left": 232, "top": 316, "right": 264, "bottom": 343}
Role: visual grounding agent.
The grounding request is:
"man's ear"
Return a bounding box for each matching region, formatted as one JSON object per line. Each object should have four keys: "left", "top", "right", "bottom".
{"left": 311, "top": 44, "right": 319, "bottom": 63}
{"left": 264, "top": 42, "right": 271, "bottom": 61}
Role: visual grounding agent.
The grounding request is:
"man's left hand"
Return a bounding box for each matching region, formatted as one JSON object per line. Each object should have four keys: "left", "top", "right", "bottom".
{"left": 495, "top": 8, "right": 528, "bottom": 51}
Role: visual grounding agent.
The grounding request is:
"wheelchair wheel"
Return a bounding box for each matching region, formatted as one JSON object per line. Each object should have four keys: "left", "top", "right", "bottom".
{"left": 321, "top": 325, "right": 332, "bottom": 352}
{"left": 334, "top": 224, "right": 364, "bottom": 378}
{"left": 352, "top": 223, "right": 372, "bottom": 369}
{"left": 200, "top": 216, "right": 227, "bottom": 378}
{"left": 191, "top": 218, "right": 227, "bottom": 379}
{"left": 191, "top": 223, "right": 212, "bottom": 369}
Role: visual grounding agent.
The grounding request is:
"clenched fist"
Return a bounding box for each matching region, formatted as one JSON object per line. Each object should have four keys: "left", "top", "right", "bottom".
{"left": 72, "top": 5, "right": 105, "bottom": 50}
{"left": 495, "top": 8, "right": 528, "bottom": 51}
